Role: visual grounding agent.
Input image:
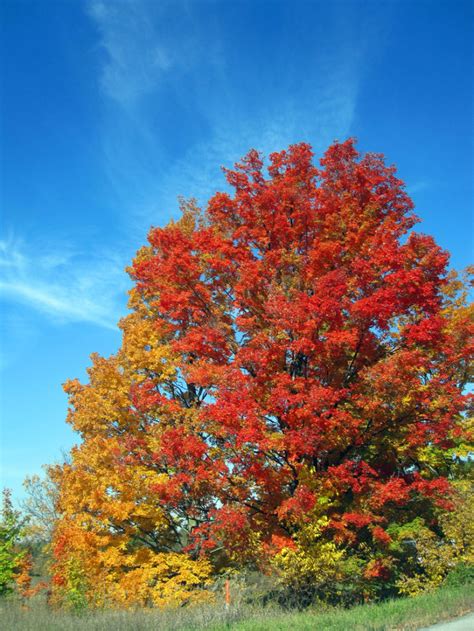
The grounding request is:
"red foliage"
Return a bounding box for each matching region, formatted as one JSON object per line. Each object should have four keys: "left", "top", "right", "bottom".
{"left": 124, "top": 140, "right": 470, "bottom": 560}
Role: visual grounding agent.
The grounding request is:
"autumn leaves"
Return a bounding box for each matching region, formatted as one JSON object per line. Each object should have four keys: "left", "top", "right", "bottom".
{"left": 51, "top": 140, "right": 472, "bottom": 607}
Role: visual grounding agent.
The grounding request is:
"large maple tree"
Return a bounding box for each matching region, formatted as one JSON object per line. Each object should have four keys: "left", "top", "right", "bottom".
{"left": 52, "top": 140, "right": 472, "bottom": 606}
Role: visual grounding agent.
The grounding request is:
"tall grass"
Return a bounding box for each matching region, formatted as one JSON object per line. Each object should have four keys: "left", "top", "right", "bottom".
{"left": 0, "top": 584, "right": 472, "bottom": 631}
{"left": 221, "top": 584, "right": 474, "bottom": 630}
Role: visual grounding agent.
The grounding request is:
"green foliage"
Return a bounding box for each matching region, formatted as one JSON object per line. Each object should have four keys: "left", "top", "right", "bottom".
{"left": 392, "top": 478, "right": 474, "bottom": 596}
{"left": 0, "top": 489, "right": 27, "bottom": 597}
{"left": 445, "top": 563, "right": 474, "bottom": 587}
{"left": 63, "top": 558, "right": 88, "bottom": 612}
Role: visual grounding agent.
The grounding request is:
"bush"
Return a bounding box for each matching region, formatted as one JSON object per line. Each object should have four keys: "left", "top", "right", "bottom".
{"left": 445, "top": 563, "right": 474, "bottom": 587}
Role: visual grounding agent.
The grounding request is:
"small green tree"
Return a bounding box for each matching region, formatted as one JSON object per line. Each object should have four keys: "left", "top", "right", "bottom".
{"left": 0, "top": 489, "right": 27, "bottom": 596}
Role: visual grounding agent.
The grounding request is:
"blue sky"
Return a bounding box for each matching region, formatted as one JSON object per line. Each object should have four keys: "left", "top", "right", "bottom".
{"left": 1, "top": 0, "right": 472, "bottom": 499}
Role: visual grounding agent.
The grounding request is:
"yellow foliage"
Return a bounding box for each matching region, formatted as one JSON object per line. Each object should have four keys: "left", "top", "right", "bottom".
{"left": 272, "top": 518, "right": 345, "bottom": 588}
{"left": 396, "top": 479, "right": 474, "bottom": 596}
{"left": 51, "top": 312, "right": 213, "bottom": 609}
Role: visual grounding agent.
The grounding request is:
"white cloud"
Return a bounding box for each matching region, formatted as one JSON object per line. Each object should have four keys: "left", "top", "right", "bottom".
{"left": 87, "top": 0, "right": 173, "bottom": 108}
{"left": 0, "top": 237, "right": 129, "bottom": 331}
{"left": 84, "top": 0, "right": 369, "bottom": 236}
{"left": 138, "top": 65, "right": 360, "bottom": 219}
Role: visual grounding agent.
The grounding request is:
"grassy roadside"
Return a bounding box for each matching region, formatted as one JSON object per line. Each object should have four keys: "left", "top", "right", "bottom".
{"left": 213, "top": 584, "right": 474, "bottom": 630}
{"left": 0, "top": 584, "right": 472, "bottom": 631}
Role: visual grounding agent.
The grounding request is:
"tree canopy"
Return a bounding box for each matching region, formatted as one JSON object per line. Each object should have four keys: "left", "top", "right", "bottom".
{"left": 50, "top": 140, "right": 473, "bottom": 607}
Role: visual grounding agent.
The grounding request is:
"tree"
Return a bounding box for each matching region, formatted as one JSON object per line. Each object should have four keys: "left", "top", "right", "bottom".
{"left": 0, "top": 489, "right": 28, "bottom": 597}
{"left": 49, "top": 324, "right": 213, "bottom": 608}
{"left": 52, "top": 140, "right": 472, "bottom": 607}
{"left": 22, "top": 468, "right": 60, "bottom": 542}
{"left": 395, "top": 457, "right": 474, "bottom": 596}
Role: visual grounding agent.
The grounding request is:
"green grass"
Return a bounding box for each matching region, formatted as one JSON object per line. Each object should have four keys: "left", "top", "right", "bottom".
{"left": 214, "top": 585, "right": 474, "bottom": 630}
{"left": 0, "top": 584, "right": 472, "bottom": 631}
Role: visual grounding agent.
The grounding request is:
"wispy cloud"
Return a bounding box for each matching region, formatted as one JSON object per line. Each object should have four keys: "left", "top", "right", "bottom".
{"left": 407, "top": 179, "right": 432, "bottom": 195}
{"left": 85, "top": 0, "right": 368, "bottom": 234}
{"left": 0, "top": 237, "right": 129, "bottom": 331}
{"left": 88, "top": 0, "right": 173, "bottom": 109}
{"left": 4, "top": 4, "right": 367, "bottom": 333}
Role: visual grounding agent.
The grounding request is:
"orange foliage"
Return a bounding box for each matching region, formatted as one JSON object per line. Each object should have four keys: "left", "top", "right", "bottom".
{"left": 51, "top": 142, "right": 472, "bottom": 606}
